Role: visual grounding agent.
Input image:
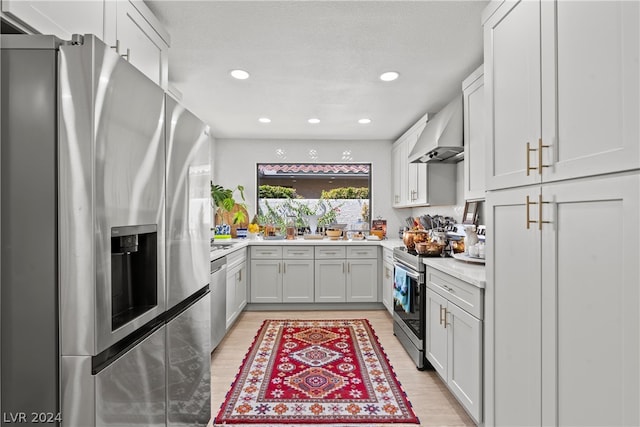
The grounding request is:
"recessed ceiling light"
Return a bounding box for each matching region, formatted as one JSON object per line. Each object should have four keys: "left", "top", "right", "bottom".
{"left": 308, "top": 118, "right": 320, "bottom": 124}
{"left": 358, "top": 118, "right": 372, "bottom": 124}
{"left": 230, "top": 69, "right": 250, "bottom": 80}
{"left": 258, "top": 117, "right": 271, "bottom": 123}
{"left": 379, "top": 71, "right": 399, "bottom": 82}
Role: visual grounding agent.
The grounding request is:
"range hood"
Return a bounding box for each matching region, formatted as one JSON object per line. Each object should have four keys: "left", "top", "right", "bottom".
{"left": 408, "top": 95, "right": 463, "bottom": 163}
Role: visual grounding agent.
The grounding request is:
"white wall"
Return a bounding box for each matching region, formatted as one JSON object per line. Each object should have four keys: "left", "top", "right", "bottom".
{"left": 213, "top": 138, "right": 406, "bottom": 233}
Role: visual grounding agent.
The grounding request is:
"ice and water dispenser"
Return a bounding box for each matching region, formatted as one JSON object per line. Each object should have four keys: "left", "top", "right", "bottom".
{"left": 111, "top": 224, "right": 158, "bottom": 331}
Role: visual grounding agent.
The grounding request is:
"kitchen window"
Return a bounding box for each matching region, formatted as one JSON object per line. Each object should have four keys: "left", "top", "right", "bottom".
{"left": 256, "top": 163, "right": 371, "bottom": 232}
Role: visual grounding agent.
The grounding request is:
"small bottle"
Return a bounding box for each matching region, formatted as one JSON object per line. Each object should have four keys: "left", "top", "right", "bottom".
{"left": 286, "top": 216, "right": 296, "bottom": 240}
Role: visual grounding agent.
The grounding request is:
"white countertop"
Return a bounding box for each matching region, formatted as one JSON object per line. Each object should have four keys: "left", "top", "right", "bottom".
{"left": 423, "top": 257, "right": 486, "bottom": 289}
{"left": 210, "top": 237, "right": 402, "bottom": 260}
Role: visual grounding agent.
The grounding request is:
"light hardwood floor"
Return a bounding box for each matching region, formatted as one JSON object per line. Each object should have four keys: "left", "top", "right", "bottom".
{"left": 210, "top": 309, "right": 475, "bottom": 426}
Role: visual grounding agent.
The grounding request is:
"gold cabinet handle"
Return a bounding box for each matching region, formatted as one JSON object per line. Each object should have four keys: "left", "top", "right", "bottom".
{"left": 537, "top": 138, "right": 550, "bottom": 174}
{"left": 238, "top": 269, "right": 242, "bottom": 281}
{"left": 278, "top": 262, "right": 281, "bottom": 274}
{"left": 526, "top": 139, "right": 551, "bottom": 176}
{"left": 537, "top": 193, "right": 551, "bottom": 230}
{"left": 526, "top": 195, "right": 538, "bottom": 229}
{"left": 526, "top": 142, "right": 536, "bottom": 176}
{"left": 526, "top": 194, "right": 551, "bottom": 230}
{"left": 342, "top": 262, "right": 345, "bottom": 273}
{"left": 283, "top": 262, "right": 286, "bottom": 274}
{"left": 439, "top": 305, "right": 445, "bottom": 326}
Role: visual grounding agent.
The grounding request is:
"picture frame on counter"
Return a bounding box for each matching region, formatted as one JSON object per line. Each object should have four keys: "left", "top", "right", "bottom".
{"left": 462, "top": 201, "right": 479, "bottom": 225}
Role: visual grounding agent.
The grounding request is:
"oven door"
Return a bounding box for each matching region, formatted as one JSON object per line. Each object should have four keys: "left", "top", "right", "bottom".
{"left": 392, "top": 262, "right": 424, "bottom": 339}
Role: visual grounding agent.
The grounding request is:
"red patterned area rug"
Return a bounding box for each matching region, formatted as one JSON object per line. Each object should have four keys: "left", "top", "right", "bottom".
{"left": 214, "top": 319, "right": 419, "bottom": 425}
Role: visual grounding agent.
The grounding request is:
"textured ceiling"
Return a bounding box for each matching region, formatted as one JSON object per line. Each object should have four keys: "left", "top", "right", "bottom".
{"left": 146, "top": 0, "right": 487, "bottom": 140}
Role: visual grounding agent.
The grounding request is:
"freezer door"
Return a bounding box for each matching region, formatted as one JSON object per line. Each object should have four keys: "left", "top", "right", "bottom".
{"left": 95, "top": 326, "right": 166, "bottom": 426}
{"left": 58, "top": 35, "right": 167, "bottom": 355}
{"left": 167, "top": 292, "right": 211, "bottom": 426}
{"left": 165, "top": 95, "right": 211, "bottom": 308}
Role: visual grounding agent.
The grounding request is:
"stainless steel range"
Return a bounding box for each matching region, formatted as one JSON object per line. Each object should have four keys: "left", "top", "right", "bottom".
{"left": 392, "top": 246, "right": 433, "bottom": 370}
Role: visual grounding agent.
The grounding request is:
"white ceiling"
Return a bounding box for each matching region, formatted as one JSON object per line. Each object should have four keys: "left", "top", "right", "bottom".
{"left": 146, "top": 0, "right": 488, "bottom": 141}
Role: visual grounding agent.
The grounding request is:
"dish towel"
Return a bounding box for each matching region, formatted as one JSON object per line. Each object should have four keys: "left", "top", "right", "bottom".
{"left": 394, "top": 266, "right": 411, "bottom": 313}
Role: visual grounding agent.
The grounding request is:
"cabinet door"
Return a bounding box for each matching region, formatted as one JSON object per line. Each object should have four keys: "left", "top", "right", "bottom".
{"left": 463, "top": 67, "right": 486, "bottom": 201}
{"left": 115, "top": 0, "right": 168, "bottom": 87}
{"left": 314, "top": 260, "right": 346, "bottom": 302}
{"left": 485, "top": 185, "right": 541, "bottom": 427}
{"left": 250, "top": 259, "right": 282, "bottom": 303}
{"left": 1, "top": 0, "right": 104, "bottom": 40}
{"left": 425, "top": 288, "right": 448, "bottom": 379}
{"left": 447, "top": 302, "right": 482, "bottom": 424}
{"left": 346, "top": 259, "right": 377, "bottom": 303}
{"left": 484, "top": 0, "right": 541, "bottom": 190}
{"left": 540, "top": 1, "right": 639, "bottom": 183}
{"left": 282, "top": 260, "right": 314, "bottom": 303}
{"left": 235, "top": 263, "right": 247, "bottom": 312}
{"left": 540, "top": 174, "right": 640, "bottom": 427}
{"left": 225, "top": 265, "right": 239, "bottom": 329}
{"left": 381, "top": 258, "right": 394, "bottom": 315}
{"left": 392, "top": 142, "right": 407, "bottom": 207}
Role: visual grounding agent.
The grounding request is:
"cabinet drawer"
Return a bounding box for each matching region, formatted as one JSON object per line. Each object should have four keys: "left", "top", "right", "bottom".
{"left": 314, "top": 246, "right": 346, "bottom": 259}
{"left": 347, "top": 246, "right": 378, "bottom": 259}
{"left": 383, "top": 248, "right": 394, "bottom": 264}
{"left": 426, "top": 267, "right": 483, "bottom": 319}
{"left": 283, "top": 246, "right": 314, "bottom": 259}
{"left": 250, "top": 246, "right": 282, "bottom": 259}
{"left": 226, "top": 247, "right": 246, "bottom": 268}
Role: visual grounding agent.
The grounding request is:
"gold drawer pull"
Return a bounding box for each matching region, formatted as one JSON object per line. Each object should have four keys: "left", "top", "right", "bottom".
{"left": 526, "top": 194, "right": 551, "bottom": 230}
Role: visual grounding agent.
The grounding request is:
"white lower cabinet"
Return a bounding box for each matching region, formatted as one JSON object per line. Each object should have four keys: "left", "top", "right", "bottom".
{"left": 250, "top": 246, "right": 314, "bottom": 303}
{"left": 346, "top": 258, "right": 377, "bottom": 303}
{"left": 314, "top": 259, "right": 347, "bottom": 303}
{"left": 226, "top": 248, "right": 247, "bottom": 329}
{"left": 314, "top": 246, "right": 378, "bottom": 303}
{"left": 282, "top": 259, "right": 314, "bottom": 303}
{"left": 250, "top": 258, "right": 282, "bottom": 303}
{"left": 381, "top": 248, "right": 394, "bottom": 315}
{"left": 425, "top": 267, "right": 483, "bottom": 424}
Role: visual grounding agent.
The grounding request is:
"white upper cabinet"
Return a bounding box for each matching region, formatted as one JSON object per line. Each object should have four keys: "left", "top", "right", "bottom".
{"left": 108, "top": 0, "right": 170, "bottom": 88}
{"left": 1, "top": 0, "right": 105, "bottom": 39}
{"left": 484, "top": 0, "right": 542, "bottom": 190}
{"left": 462, "top": 65, "right": 486, "bottom": 201}
{"left": 392, "top": 113, "right": 456, "bottom": 207}
{"left": 1, "top": 0, "right": 169, "bottom": 89}
{"left": 484, "top": 0, "right": 639, "bottom": 191}
{"left": 540, "top": 1, "right": 639, "bottom": 182}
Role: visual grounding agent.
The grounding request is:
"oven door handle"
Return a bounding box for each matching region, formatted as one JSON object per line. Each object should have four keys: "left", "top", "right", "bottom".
{"left": 393, "top": 262, "right": 421, "bottom": 281}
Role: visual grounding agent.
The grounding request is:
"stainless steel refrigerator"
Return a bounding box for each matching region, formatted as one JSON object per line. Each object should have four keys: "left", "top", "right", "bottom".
{"left": 1, "top": 34, "right": 211, "bottom": 426}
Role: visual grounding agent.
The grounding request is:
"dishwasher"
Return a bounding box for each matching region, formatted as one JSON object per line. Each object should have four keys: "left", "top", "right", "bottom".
{"left": 210, "top": 256, "right": 227, "bottom": 352}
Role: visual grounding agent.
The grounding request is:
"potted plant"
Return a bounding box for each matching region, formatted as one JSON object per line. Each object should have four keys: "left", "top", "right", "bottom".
{"left": 211, "top": 183, "right": 248, "bottom": 237}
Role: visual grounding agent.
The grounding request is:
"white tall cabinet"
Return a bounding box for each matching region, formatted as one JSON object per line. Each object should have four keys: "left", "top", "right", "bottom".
{"left": 483, "top": 1, "right": 640, "bottom": 426}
